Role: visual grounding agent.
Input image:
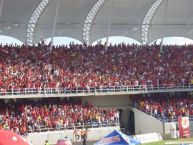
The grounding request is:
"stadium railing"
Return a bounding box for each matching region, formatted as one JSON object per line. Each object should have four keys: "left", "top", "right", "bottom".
{"left": 26, "top": 121, "right": 120, "bottom": 133}
{"left": 0, "top": 84, "right": 193, "bottom": 98}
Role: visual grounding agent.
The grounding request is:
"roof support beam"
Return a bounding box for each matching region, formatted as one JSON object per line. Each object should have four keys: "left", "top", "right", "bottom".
{"left": 0, "top": 0, "right": 4, "bottom": 19}
{"left": 27, "top": 0, "right": 52, "bottom": 45}
{"left": 82, "top": 0, "right": 106, "bottom": 45}
{"left": 141, "top": 0, "right": 163, "bottom": 44}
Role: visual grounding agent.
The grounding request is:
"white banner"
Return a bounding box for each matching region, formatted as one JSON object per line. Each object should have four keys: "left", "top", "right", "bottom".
{"left": 135, "top": 132, "right": 163, "bottom": 144}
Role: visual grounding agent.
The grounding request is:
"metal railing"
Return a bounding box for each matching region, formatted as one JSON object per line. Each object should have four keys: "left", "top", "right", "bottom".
{"left": 5, "top": 121, "right": 119, "bottom": 136}
{"left": 0, "top": 84, "right": 193, "bottom": 98}
{"left": 28, "top": 121, "right": 119, "bottom": 133}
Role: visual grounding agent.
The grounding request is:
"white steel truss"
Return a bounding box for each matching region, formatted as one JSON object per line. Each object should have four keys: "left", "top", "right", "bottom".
{"left": 83, "top": 0, "right": 106, "bottom": 45}
{"left": 27, "top": 0, "right": 52, "bottom": 45}
{"left": 142, "top": 0, "right": 163, "bottom": 44}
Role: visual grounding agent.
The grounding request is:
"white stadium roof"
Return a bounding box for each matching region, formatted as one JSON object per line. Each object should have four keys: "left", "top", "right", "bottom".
{"left": 1, "top": 0, "right": 193, "bottom": 45}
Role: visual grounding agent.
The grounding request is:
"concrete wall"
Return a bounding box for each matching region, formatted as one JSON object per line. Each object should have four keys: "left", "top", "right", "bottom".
{"left": 133, "top": 108, "right": 164, "bottom": 134}
{"left": 133, "top": 107, "right": 193, "bottom": 136}
{"left": 81, "top": 95, "right": 129, "bottom": 108}
{"left": 27, "top": 126, "right": 120, "bottom": 145}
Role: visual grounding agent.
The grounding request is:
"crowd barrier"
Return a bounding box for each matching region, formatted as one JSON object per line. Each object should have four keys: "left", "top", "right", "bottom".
{"left": 0, "top": 84, "right": 193, "bottom": 98}
{"left": 26, "top": 121, "right": 119, "bottom": 134}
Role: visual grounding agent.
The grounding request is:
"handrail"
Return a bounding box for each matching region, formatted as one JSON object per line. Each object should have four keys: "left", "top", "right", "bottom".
{"left": 0, "top": 84, "right": 193, "bottom": 98}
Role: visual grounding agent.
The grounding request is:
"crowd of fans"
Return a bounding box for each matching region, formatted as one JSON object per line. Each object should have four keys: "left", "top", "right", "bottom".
{"left": 0, "top": 98, "right": 119, "bottom": 135}
{"left": 0, "top": 43, "right": 192, "bottom": 93}
{"left": 0, "top": 42, "right": 192, "bottom": 135}
{"left": 130, "top": 93, "right": 193, "bottom": 121}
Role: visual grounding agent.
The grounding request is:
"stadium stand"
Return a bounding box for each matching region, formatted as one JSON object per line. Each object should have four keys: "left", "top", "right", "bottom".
{"left": 0, "top": 98, "right": 119, "bottom": 135}
{"left": 0, "top": 42, "right": 192, "bottom": 136}
{"left": 0, "top": 43, "right": 192, "bottom": 95}
{"left": 130, "top": 92, "right": 193, "bottom": 122}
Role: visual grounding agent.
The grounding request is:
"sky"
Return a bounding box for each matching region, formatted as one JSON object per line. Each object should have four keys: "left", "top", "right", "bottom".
{"left": 1, "top": 35, "right": 193, "bottom": 46}
{"left": 0, "top": 36, "right": 24, "bottom": 46}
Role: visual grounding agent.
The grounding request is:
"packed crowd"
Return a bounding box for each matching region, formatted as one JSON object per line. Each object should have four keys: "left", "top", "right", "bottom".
{"left": 0, "top": 43, "right": 192, "bottom": 92}
{"left": 130, "top": 93, "right": 193, "bottom": 121}
{"left": 0, "top": 98, "right": 119, "bottom": 135}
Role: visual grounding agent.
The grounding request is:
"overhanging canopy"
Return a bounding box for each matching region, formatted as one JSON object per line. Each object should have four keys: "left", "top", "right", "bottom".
{"left": 0, "top": 0, "right": 193, "bottom": 44}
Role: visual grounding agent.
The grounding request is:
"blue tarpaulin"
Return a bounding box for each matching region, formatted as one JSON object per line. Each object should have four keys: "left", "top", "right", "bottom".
{"left": 94, "top": 130, "right": 141, "bottom": 145}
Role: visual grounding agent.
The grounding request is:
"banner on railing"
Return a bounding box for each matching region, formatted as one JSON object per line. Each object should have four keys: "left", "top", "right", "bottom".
{"left": 178, "top": 116, "right": 190, "bottom": 138}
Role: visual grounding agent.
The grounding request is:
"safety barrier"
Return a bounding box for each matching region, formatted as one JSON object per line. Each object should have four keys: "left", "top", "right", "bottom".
{"left": 0, "top": 84, "right": 193, "bottom": 98}
{"left": 25, "top": 121, "right": 119, "bottom": 134}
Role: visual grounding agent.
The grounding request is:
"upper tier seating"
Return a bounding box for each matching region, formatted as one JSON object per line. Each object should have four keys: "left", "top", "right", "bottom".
{"left": 0, "top": 43, "right": 192, "bottom": 92}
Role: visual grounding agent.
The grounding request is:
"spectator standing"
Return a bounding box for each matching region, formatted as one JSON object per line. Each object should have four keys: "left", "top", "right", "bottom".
{"left": 74, "top": 127, "right": 80, "bottom": 142}
{"left": 82, "top": 132, "right": 87, "bottom": 145}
